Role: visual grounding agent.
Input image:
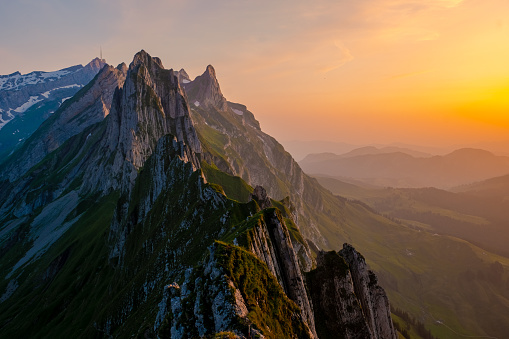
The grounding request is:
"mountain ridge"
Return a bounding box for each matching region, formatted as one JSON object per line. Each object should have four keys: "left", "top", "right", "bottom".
{"left": 1, "top": 50, "right": 508, "bottom": 339}
{"left": 0, "top": 57, "right": 107, "bottom": 163}
{"left": 0, "top": 50, "right": 397, "bottom": 339}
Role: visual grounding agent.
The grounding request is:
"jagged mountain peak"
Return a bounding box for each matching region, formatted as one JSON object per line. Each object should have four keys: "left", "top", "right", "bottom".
{"left": 174, "top": 68, "right": 191, "bottom": 83}
{"left": 130, "top": 50, "right": 164, "bottom": 71}
{"left": 183, "top": 63, "right": 228, "bottom": 111}
{"left": 116, "top": 62, "right": 128, "bottom": 73}
{"left": 205, "top": 64, "right": 217, "bottom": 77}
{"left": 81, "top": 50, "right": 201, "bottom": 194}
{"left": 85, "top": 57, "right": 107, "bottom": 72}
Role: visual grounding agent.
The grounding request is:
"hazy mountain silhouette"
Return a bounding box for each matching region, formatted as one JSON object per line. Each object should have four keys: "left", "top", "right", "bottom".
{"left": 300, "top": 148, "right": 509, "bottom": 188}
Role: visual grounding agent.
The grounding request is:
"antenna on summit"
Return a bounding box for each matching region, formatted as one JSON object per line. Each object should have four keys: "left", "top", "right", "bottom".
{"left": 100, "top": 46, "right": 103, "bottom": 60}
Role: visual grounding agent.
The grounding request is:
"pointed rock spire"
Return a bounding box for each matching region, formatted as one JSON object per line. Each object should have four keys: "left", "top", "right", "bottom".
{"left": 183, "top": 64, "right": 229, "bottom": 111}
{"left": 175, "top": 68, "right": 191, "bottom": 84}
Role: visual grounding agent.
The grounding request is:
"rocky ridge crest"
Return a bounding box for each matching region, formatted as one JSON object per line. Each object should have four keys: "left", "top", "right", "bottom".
{"left": 0, "top": 50, "right": 397, "bottom": 339}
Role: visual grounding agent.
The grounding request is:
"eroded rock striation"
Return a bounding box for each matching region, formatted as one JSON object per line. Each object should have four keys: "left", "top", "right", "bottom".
{"left": 183, "top": 65, "right": 229, "bottom": 111}
{"left": 307, "top": 246, "right": 396, "bottom": 339}
{"left": 340, "top": 244, "right": 397, "bottom": 339}
{"left": 307, "top": 250, "right": 373, "bottom": 339}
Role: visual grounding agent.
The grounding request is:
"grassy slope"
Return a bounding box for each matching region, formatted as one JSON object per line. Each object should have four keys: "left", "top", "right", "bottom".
{"left": 201, "top": 161, "right": 254, "bottom": 202}
{"left": 0, "top": 192, "right": 119, "bottom": 338}
{"left": 0, "top": 164, "right": 255, "bottom": 337}
{"left": 312, "top": 175, "right": 509, "bottom": 339}
{"left": 314, "top": 175, "right": 509, "bottom": 256}
{"left": 215, "top": 241, "right": 312, "bottom": 339}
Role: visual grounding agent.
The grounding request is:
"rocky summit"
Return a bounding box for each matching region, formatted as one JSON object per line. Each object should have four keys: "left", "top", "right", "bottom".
{"left": 0, "top": 50, "right": 396, "bottom": 338}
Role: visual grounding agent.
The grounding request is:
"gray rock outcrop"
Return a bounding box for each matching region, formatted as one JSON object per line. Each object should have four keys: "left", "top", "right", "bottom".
{"left": 307, "top": 246, "right": 396, "bottom": 339}
{"left": 339, "top": 244, "right": 397, "bottom": 339}
{"left": 81, "top": 50, "right": 201, "bottom": 195}
{"left": 307, "top": 250, "right": 373, "bottom": 339}
{"left": 250, "top": 185, "right": 271, "bottom": 209}
{"left": 244, "top": 207, "right": 317, "bottom": 338}
{"left": 182, "top": 65, "right": 229, "bottom": 111}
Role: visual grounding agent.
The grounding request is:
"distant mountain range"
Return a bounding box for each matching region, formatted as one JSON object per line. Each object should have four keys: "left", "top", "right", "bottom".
{"left": 300, "top": 147, "right": 509, "bottom": 188}
{"left": 0, "top": 58, "right": 106, "bottom": 161}
{"left": 284, "top": 140, "right": 509, "bottom": 162}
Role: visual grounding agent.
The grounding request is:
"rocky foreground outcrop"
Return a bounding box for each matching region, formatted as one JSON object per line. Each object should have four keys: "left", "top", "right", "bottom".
{"left": 305, "top": 245, "right": 397, "bottom": 339}
{"left": 340, "top": 244, "right": 397, "bottom": 339}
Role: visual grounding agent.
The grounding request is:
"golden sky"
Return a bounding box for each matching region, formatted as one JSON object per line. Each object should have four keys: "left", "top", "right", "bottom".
{"left": 1, "top": 0, "right": 508, "bottom": 151}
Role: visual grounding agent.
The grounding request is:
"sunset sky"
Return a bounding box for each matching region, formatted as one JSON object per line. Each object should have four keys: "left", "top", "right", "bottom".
{"left": 1, "top": 0, "right": 508, "bottom": 152}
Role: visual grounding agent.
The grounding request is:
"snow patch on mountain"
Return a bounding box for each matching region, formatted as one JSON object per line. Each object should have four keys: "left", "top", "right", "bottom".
{"left": 0, "top": 96, "right": 44, "bottom": 129}
{"left": 0, "top": 68, "right": 79, "bottom": 91}
{"left": 61, "top": 97, "right": 72, "bottom": 104}
{"left": 41, "top": 84, "right": 82, "bottom": 98}
{"left": 0, "top": 111, "right": 14, "bottom": 129}
{"left": 231, "top": 108, "right": 243, "bottom": 115}
{"left": 13, "top": 96, "right": 43, "bottom": 113}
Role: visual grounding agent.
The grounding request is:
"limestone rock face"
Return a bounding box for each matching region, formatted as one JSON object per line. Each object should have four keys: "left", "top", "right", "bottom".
{"left": 154, "top": 242, "right": 312, "bottom": 339}
{"left": 307, "top": 251, "right": 373, "bottom": 339}
{"left": 339, "top": 244, "right": 397, "bottom": 339}
{"left": 155, "top": 247, "right": 250, "bottom": 338}
{"left": 245, "top": 207, "right": 317, "bottom": 338}
{"left": 183, "top": 65, "right": 229, "bottom": 111}
{"left": 250, "top": 185, "right": 271, "bottom": 209}
{"left": 307, "top": 246, "right": 396, "bottom": 339}
{"left": 82, "top": 50, "right": 201, "bottom": 194}
{"left": 108, "top": 134, "right": 201, "bottom": 263}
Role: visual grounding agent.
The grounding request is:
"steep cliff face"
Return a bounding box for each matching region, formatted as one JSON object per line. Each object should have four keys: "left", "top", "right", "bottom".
{"left": 239, "top": 206, "right": 317, "bottom": 337}
{"left": 307, "top": 251, "right": 373, "bottom": 339}
{"left": 82, "top": 50, "right": 201, "bottom": 195}
{"left": 307, "top": 247, "right": 396, "bottom": 339}
{"left": 339, "top": 244, "right": 397, "bottom": 339}
{"left": 108, "top": 134, "right": 202, "bottom": 264}
{"left": 155, "top": 242, "right": 313, "bottom": 339}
